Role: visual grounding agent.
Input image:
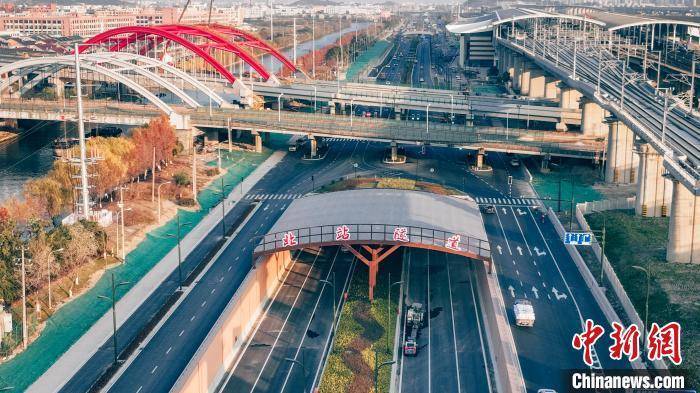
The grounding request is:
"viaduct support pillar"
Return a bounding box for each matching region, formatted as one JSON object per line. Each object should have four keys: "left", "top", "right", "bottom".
{"left": 581, "top": 99, "right": 608, "bottom": 138}
{"left": 309, "top": 135, "right": 318, "bottom": 158}
{"left": 459, "top": 35, "right": 466, "bottom": 68}
{"left": 507, "top": 54, "right": 516, "bottom": 83}
{"left": 635, "top": 143, "right": 672, "bottom": 217}
{"left": 476, "top": 147, "right": 485, "bottom": 170}
{"left": 528, "top": 71, "right": 546, "bottom": 98}
{"left": 251, "top": 131, "right": 263, "bottom": 153}
{"left": 557, "top": 87, "right": 582, "bottom": 131}
{"left": 519, "top": 66, "right": 532, "bottom": 96}
{"left": 545, "top": 78, "right": 560, "bottom": 100}
{"left": 390, "top": 141, "right": 398, "bottom": 162}
{"left": 512, "top": 56, "right": 523, "bottom": 91}
{"left": 605, "top": 119, "right": 638, "bottom": 184}
{"left": 667, "top": 181, "right": 700, "bottom": 263}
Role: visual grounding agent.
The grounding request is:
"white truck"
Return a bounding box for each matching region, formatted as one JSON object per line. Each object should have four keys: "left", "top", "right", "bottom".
{"left": 513, "top": 299, "right": 535, "bottom": 327}
{"left": 403, "top": 302, "right": 425, "bottom": 356}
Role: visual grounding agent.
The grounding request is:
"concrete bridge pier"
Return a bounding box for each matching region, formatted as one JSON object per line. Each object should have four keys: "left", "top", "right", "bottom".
{"left": 667, "top": 181, "right": 700, "bottom": 263}
{"left": 251, "top": 131, "right": 263, "bottom": 153}
{"left": 605, "top": 118, "right": 638, "bottom": 184}
{"left": 581, "top": 99, "right": 608, "bottom": 138}
{"left": 507, "top": 54, "right": 516, "bottom": 84}
{"left": 390, "top": 141, "right": 398, "bottom": 162}
{"left": 49, "top": 77, "right": 64, "bottom": 99}
{"left": 395, "top": 110, "right": 402, "bottom": 121}
{"left": 476, "top": 147, "right": 486, "bottom": 170}
{"left": 528, "top": 71, "right": 546, "bottom": 98}
{"left": 512, "top": 56, "right": 523, "bottom": 91}
{"left": 557, "top": 86, "right": 582, "bottom": 131}
{"left": 309, "top": 135, "right": 318, "bottom": 158}
{"left": 545, "top": 78, "right": 560, "bottom": 100}
{"left": 635, "top": 143, "right": 671, "bottom": 217}
{"left": 328, "top": 101, "right": 336, "bottom": 115}
{"left": 519, "top": 66, "right": 532, "bottom": 96}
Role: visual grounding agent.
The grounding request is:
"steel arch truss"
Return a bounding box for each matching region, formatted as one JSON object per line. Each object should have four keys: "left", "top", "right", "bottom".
{"left": 0, "top": 56, "right": 178, "bottom": 117}
{"left": 79, "top": 24, "right": 297, "bottom": 85}
{"left": 0, "top": 53, "right": 229, "bottom": 111}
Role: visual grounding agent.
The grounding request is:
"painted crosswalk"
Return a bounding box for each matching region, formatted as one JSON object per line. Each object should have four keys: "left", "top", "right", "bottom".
{"left": 322, "top": 137, "right": 358, "bottom": 142}
{"left": 244, "top": 193, "right": 303, "bottom": 200}
{"left": 474, "top": 197, "right": 539, "bottom": 206}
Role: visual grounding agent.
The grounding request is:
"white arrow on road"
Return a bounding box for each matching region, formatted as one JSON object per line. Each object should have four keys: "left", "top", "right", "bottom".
{"left": 531, "top": 286, "right": 539, "bottom": 299}
{"left": 551, "top": 287, "right": 568, "bottom": 300}
{"left": 534, "top": 247, "right": 546, "bottom": 256}
{"left": 508, "top": 285, "right": 515, "bottom": 298}
{"left": 497, "top": 245, "right": 503, "bottom": 255}
{"left": 516, "top": 246, "right": 523, "bottom": 256}
{"left": 516, "top": 208, "right": 527, "bottom": 216}
{"left": 263, "top": 204, "right": 269, "bottom": 211}
{"left": 501, "top": 207, "right": 508, "bottom": 215}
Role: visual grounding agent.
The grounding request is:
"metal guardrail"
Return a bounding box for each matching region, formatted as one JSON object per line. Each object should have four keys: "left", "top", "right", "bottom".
{"left": 253, "top": 223, "right": 492, "bottom": 260}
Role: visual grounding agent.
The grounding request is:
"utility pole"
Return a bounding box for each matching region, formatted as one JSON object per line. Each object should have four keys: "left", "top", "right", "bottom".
{"left": 192, "top": 132, "right": 197, "bottom": 204}
{"left": 151, "top": 146, "right": 156, "bottom": 203}
{"left": 312, "top": 16, "right": 316, "bottom": 79}
{"left": 74, "top": 43, "right": 91, "bottom": 219}
{"left": 293, "top": 18, "right": 297, "bottom": 66}
{"left": 20, "top": 247, "right": 27, "bottom": 350}
{"left": 118, "top": 186, "right": 127, "bottom": 262}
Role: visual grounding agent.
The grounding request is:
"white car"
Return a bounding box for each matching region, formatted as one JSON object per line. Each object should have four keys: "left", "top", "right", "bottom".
{"left": 514, "top": 299, "right": 535, "bottom": 327}
{"left": 510, "top": 158, "right": 520, "bottom": 167}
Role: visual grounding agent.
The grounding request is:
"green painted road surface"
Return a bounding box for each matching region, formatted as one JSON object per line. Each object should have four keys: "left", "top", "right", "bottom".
{"left": 530, "top": 166, "right": 603, "bottom": 210}
{"left": 346, "top": 40, "right": 391, "bottom": 82}
{"left": 0, "top": 148, "right": 272, "bottom": 391}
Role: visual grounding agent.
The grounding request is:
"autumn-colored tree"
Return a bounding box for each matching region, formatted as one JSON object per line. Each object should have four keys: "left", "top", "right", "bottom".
{"left": 26, "top": 232, "right": 54, "bottom": 296}
{"left": 23, "top": 177, "right": 66, "bottom": 218}
{"left": 64, "top": 223, "right": 97, "bottom": 276}
{"left": 85, "top": 136, "right": 134, "bottom": 198}
{"left": 129, "top": 116, "right": 178, "bottom": 178}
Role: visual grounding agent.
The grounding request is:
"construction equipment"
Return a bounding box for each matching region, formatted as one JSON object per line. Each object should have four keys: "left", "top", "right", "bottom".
{"left": 403, "top": 302, "right": 425, "bottom": 356}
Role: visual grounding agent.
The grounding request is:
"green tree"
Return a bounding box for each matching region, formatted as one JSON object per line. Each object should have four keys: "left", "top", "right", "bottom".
{"left": 0, "top": 218, "right": 21, "bottom": 303}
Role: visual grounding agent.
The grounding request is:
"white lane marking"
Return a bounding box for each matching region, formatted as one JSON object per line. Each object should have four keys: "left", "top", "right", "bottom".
{"left": 178, "top": 330, "right": 184, "bottom": 337}
{"left": 150, "top": 365, "right": 158, "bottom": 374}
{"left": 228, "top": 266, "right": 232, "bottom": 272}
{"left": 508, "top": 285, "right": 515, "bottom": 298}
{"left": 136, "top": 386, "right": 143, "bottom": 393}
{"left": 445, "top": 254, "right": 462, "bottom": 393}
{"left": 532, "top": 286, "right": 540, "bottom": 299}
{"left": 201, "top": 301, "right": 207, "bottom": 308}
{"left": 211, "top": 288, "right": 216, "bottom": 294}
{"left": 248, "top": 251, "right": 323, "bottom": 392}
{"left": 528, "top": 210, "right": 601, "bottom": 369}
{"left": 494, "top": 209, "right": 513, "bottom": 255}
{"left": 190, "top": 315, "right": 196, "bottom": 322}
{"left": 467, "top": 263, "right": 494, "bottom": 391}
{"left": 166, "top": 347, "right": 172, "bottom": 355}
{"left": 510, "top": 206, "right": 533, "bottom": 256}
{"left": 279, "top": 248, "right": 342, "bottom": 392}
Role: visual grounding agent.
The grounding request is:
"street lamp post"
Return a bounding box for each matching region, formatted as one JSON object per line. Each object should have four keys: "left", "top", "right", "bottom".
{"left": 373, "top": 350, "right": 396, "bottom": 393}
{"left": 386, "top": 273, "right": 403, "bottom": 353}
{"left": 277, "top": 93, "right": 284, "bottom": 122}
{"left": 425, "top": 103, "right": 431, "bottom": 134}
{"left": 283, "top": 358, "right": 308, "bottom": 393}
{"left": 97, "top": 272, "right": 131, "bottom": 365}
{"left": 48, "top": 248, "right": 64, "bottom": 310}
{"left": 353, "top": 162, "right": 358, "bottom": 178}
{"left": 350, "top": 98, "right": 355, "bottom": 128}
{"left": 312, "top": 86, "right": 317, "bottom": 114}
{"left": 320, "top": 272, "right": 336, "bottom": 333}
{"left": 166, "top": 212, "right": 192, "bottom": 290}
{"left": 157, "top": 181, "right": 171, "bottom": 223}
{"left": 631, "top": 264, "right": 651, "bottom": 358}
{"left": 218, "top": 177, "right": 231, "bottom": 238}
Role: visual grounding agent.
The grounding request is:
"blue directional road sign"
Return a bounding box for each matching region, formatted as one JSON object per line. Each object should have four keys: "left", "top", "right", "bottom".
{"left": 563, "top": 232, "right": 593, "bottom": 245}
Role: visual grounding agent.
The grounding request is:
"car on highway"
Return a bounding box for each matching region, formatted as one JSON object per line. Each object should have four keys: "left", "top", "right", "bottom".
{"left": 514, "top": 299, "right": 535, "bottom": 327}
{"left": 482, "top": 205, "right": 496, "bottom": 214}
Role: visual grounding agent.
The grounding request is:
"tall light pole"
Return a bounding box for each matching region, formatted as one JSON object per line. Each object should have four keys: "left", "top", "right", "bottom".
{"left": 48, "top": 248, "right": 64, "bottom": 310}
{"left": 269, "top": 0, "right": 274, "bottom": 71}
{"left": 312, "top": 86, "right": 317, "bottom": 114}
{"left": 425, "top": 103, "right": 431, "bottom": 134}
{"left": 97, "top": 273, "right": 131, "bottom": 365}
{"left": 386, "top": 273, "right": 403, "bottom": 353}
{"left": 284, "top": 358, "right": 308, "bottom": 393}
{"left": 74, "top": 43, "right": 90, "bottom": 219}
{"left": 450, "top": 94, "right": 454, "bottom": 122}
{"left": 166, "top": 212, "right": 192, "bottom": 290}
{"left": 373, "top": 351, "right": 395, "bottom": 393}
{"left": 631, "top": 264, "right": 650, "bottom": 358}
{"left": 312, "top": 15, "right": 316, "bottom": 79}
{"left": 217, "top": 177, "right": 231, "bottom": 238}
{"left": 278, "top": 93, "right": 284, "bottom": 122}
{"left": 157, "top": 181, "right": 171, "bottom": 223}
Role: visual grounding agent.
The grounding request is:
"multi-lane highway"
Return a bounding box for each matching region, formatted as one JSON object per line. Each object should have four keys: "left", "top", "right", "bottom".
{"left": 397, "top": 248, "right": 492, "bottom": 393}
{"left": 219, "top": 247, "right": 355, "bottom": 393}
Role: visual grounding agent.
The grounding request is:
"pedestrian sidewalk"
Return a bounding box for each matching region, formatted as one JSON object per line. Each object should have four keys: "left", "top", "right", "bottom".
{"left": 27, "top": 151, "right": 286, "bottom": 393}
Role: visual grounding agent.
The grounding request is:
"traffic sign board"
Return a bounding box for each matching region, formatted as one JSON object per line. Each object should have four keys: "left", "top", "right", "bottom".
{"left": 563, "top": 232, "right": 593, "bottom": 245}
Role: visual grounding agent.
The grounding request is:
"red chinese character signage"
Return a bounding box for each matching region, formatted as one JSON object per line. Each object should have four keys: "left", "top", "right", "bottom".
{"left": 282, "top": 231, "right": 297, "bottom": 247}
{"left": 572, "top": 319, "right": 605, "bottom": 367}
{"left": 445, "top": 235, "right": 461, "bottom": 251}
{"left": 393, "top": 227, "right": 409, "bottom": 242}
{"left": 572, "top": 320, "right": 683, "bottom": 365}
{"left": 335, "top": 225, "right": 351, "bottom": 241}
{"left": 609, "top": 322, "right": 641, "bottom": 362}
{"left": 647, "top": 322, "right": 682, "bottom": 365}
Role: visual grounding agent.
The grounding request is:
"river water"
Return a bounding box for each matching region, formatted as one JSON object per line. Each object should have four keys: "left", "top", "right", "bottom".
{"left": 0, "top": 24, "right": 370, "bottom": 203}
